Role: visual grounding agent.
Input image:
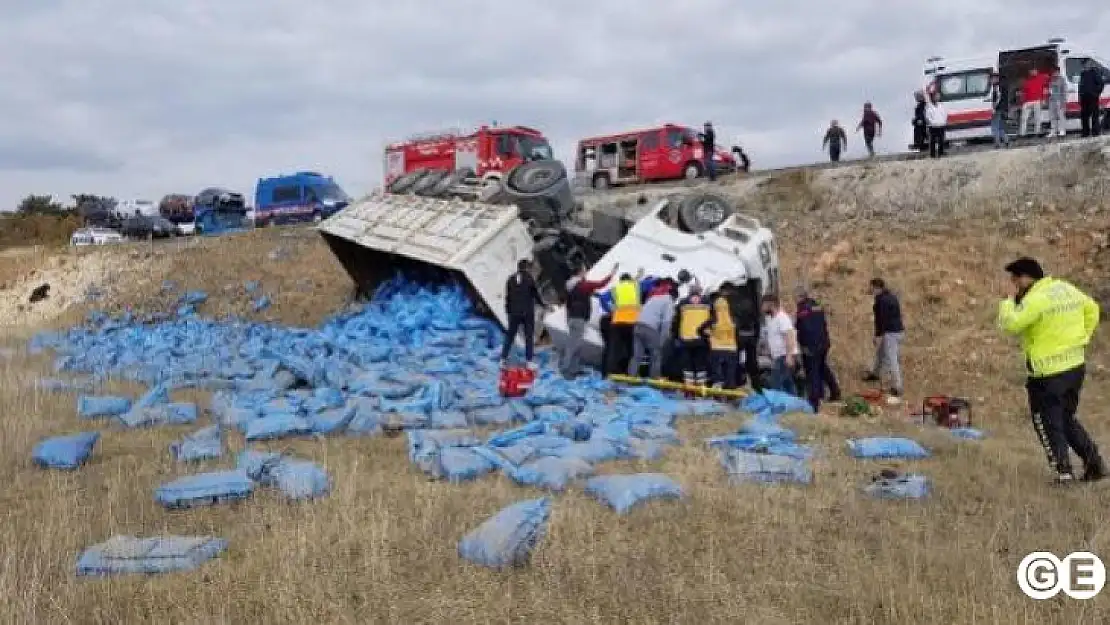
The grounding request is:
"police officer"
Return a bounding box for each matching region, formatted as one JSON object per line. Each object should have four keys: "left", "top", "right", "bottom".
{"left": 673, "top": 284, "right": 711, "bottom": 392}
{"left": 606, "top": 272, "right": 641, "bottom": 375}
{"left": 998, "top": 257, "right": 1106, "bottom": 484}
{"left": 702, "top": 287, "right": 739, "bottom": 388}
{"left": 794, "top": 286, "right": 841, "bottom": 411}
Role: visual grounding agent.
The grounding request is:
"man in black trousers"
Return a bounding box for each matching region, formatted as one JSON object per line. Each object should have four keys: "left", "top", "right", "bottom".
{"left": 500, "top": 259, "right": 549, "bottom": 369}
{"left": 794, "top": 286, "right": 841, "bottom": 411}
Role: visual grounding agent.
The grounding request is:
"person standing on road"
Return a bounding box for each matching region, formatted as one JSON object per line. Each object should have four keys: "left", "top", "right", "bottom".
{"left": 1047, "top": 64, "right": 1068, "bottom": 138}
{"left": 863, "top": 278, "right": 904, "bottom": 397}
{"left": 924, "top": 91, "right": 948, "bottom": 158}
{"left": 761, "top": 294, "right": 799, "bottom": 394}
{"left": 794, "top": 286, "right": 842, "bottom": 412}
{"left": 1019, "top": 66, "right": 1048, "bottom": 137}
{"left": 560, "top": 262, "right": 618, "bottom": 379}
{"left": 673, "top": 284, "right": 712, "bottom": 392}
{"left": 856, "top": 102, "right": 883, "bottom": 158}
{"left": 701, "top": 287, "right": 740, "bottom": 389}
{"left": 822, "top": 120, "right": 848, "bottom": 163}
{"left": 628, "top": 279, "right": 676, "bottom": 379}
{"left": 500, "top": 259, "right": 550, "bottom": 369}
{"left": 986, "top": 73, "right": 1012, "bottom": 148}
{"left": 912, "top": 90, "right": 928, "bottom": 151}
{"left": 997, "top": 257, "right": 1106, "bottom": 484}
{"left": 701, "top": 122, "right": 717, "bottom": 182}
{"left": 1078, "top": 59, "right": 1106, "bottom": 137}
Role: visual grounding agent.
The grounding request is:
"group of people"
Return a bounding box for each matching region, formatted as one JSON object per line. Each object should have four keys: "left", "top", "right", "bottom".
{"left": 822, "top": 102, "right": 885, "bottom": 163}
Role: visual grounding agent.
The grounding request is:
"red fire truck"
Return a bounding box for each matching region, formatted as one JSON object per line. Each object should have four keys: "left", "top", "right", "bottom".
{"left": 383, "top": 125, "right": 554, "bottom": 186}
{"left": 574, "top": 123, "right": 737, "bottom": 190}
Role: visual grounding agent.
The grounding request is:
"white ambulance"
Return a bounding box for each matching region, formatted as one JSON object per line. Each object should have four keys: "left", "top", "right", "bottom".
{"left": 922, "top": 38, "right": 1110, "bottom": 145}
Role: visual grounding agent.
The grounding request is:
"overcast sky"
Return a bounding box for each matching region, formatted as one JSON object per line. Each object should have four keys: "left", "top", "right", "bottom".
{"left": 0, "top": 1, "right": 1106, "bottom": 209}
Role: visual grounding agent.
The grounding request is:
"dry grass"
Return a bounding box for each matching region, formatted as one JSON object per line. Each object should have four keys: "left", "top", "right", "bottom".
{"left": 0, "top": 213, "right": 82, "bottom": 250}
{"left": 4, "top": 201, "right": 1110, "bottom": 620}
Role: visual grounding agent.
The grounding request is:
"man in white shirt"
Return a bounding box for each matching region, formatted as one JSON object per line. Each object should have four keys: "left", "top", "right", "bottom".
{"left": 925, "top": 91, "right": 948, "bottom": 159}
{"left": 760, "top": 293, "right": 799, "bottom": 394}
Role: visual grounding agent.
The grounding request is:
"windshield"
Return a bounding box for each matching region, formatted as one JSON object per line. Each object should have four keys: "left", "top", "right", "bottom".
{"left": 316, "top": 182, "right": 349, "bottom": 202}
{"left": 518, "top": 135, "right": 553, "bottom": 160}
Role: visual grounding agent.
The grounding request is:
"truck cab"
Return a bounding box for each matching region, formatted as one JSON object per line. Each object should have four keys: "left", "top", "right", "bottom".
{"left": 254, "top": 172, "right": 350, "bottom": 227}
{"left": 575, "top": 124, "right": 736, "bottom": 190}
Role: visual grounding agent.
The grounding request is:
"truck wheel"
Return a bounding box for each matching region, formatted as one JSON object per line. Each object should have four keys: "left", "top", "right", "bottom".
{"left": 676, "top": 191, "right": 734, "bottom": 234}
{"left": 388, "top": 169, "right": 429, "bottom": 195}
{"left": 413, "top": 169, "right": 449, "bottom": 195}
{"left": 683, "top": 162, "right": 702, "bottom": 180}
{"left": 592, "top": 173, "right": 610, "bottom": 190}
{"left": 505, "top": 159, "right": 568, "bottom": 194}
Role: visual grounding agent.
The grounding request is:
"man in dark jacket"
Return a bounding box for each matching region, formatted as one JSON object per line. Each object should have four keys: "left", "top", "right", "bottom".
{"left": 500, "top": 259, "right": 549, "bottom": 368}
{"left": 672, "top": 285, "right": 712, "bottom": 391}
{"left": 912, "top": 91, "right": 928, "bottom": 151}
{"left": 1079, "top": 59, "right": 1106, "bottom": 137}
{"left": 794, "top": 286, "right": 841, "bottom": 411}
{"left": 856, "top": 102, "right": 883, "bottom": 158}
{"left": 559, "top": 262, "right": 617, "bottom": 378}
{"left": 863, "top": 278, "right": 905, "bottom": 397}
{"left": 701, "top": 121, "right": 717, "bottom": 181}
{"left": 822, "top": 120, "right": 848, "bottom": 162}
{"left": 720, "top": 281, "right": 761, "bottom": 391}
{"left": 986, "top": 73, "right": 1011, "bottom": 148}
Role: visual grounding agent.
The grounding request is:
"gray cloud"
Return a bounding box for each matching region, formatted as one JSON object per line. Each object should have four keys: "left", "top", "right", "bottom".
{"left": 0, "top": 0, "right": 1107, "bottom": 208}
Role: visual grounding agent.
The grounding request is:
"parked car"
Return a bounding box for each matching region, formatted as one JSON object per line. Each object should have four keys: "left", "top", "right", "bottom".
{"left": 121, "top": 215, "right": 177, "bottom": 239}
{"left": 70, "top": 227, "right": 125, "bottom": 247}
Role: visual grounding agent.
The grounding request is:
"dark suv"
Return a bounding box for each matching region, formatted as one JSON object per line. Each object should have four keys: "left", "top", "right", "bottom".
{"left": 121, "top": 215, "right": 177, "bottom": 239}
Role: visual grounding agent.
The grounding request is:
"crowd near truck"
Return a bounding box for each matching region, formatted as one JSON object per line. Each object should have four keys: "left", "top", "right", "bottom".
{"left": 254, "top": 171, "right": 350, "bottom": 227}
{"left": 574, "top": 123, "right": 738, "bottom": 190}
{"left": 383, "top": 125, "right": 554, "bottom": 188}
{"left": 923, "top": 37, "right": 1110, "bottom": 145}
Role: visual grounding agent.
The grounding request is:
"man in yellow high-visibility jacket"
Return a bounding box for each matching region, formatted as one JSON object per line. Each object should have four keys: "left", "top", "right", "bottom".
{"left": 997, "top": 257, "right": 1105, "bottom": 484}
{"left": 672, "top": 284, "right": 712, "bottom": 391}
{"left": 700, "top": 288, "right": 739, "bottom": 389}
{"left": 605, "top": 272, "right": 641, "bottom": 375}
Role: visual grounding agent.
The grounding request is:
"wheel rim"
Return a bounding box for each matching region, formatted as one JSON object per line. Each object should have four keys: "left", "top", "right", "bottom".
{"left": 685, "top": 165, "right": 698, "bottom": 179}
{"left": 694, "top": 199, "right": 727, "bottom": 224}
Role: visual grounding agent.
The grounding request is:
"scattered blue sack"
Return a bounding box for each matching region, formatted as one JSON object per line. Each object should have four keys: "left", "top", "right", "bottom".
{"left": 553, "top": 419, "right": 592, "bottom": 442}
{"left": 33, "top": 431, "right": 100, "bottom": 470}
{"left": 547, "top": 438, "right": 624, "bottom": 464}
{"left": 631, "top": 424, "right": 680, "bottom": 445}
{"left": 244, "top": 414, "right": 312, "bottom": 441}
{"left": 170, "top": 426, "right": 222, "bottom": 462}
{"left": 509, "top": 456, "right": 595, "bottom": 491}
{"left": 407, "top": 429, "right": 480, "bottom": 462}
{"left": 430, "top": 410, "right": 469, "bottom": 429}
{"left": 236, "top": 450, "right": 283, "bottom": 481}
{"left": 626, "top": 439, "right": 667, "bottom": 461}
{"left": 253, "top": 296, "right": 271, "bottom": 312}
{"left": 865, "top": 473, "right": 930, "bottom": 500}
{"left": 423, "top": 447, "right": 495, "bottom": 482}
{"left": 705, "top": 434, "right": 813, "bottom": 459}
{"left": 534, "top": 405, "right": 574, "bottom": 423}
{"left": 950, "top": 427, "right": 985, "bottom": 440}
{"left": 77, "top": 395, "right": 132, "bottom": 419}
{"left": 584, "top": 473, "right": 683, "bottom": 514}
{"left": 487, "top": 421, "right": 546, "bottom": 447}
{"left": 469, "top": 404, "right": 514, "bottom": 426}
{"left": 847, "top": 437, "right": 931, "bottom": 460}
{"left": 739, "top": 417, "right": 796, "bottom": 439}
{"left": 309, "top": 405, "right": 355, "bottom": 434}
{"left": 119, "top": 402, "right": 199, "bottom": 428}
{"left": 262, "top": 459, "right": 331, "bottom": 500}
{"left": 181, "top": 290, "right": 208, "bottom": 305}
{"left": 135, "top": 382, "right": 171, "bottom": 409}
{"left": 458, "top": 497, "right": 551, "bottom": 569}
{"left": 472, "top": 443, "right": 536, "bottom": 471}
{"left": 345, "top": 412, "right": 382, "bottom": 437}
{"left": 720, "top": 450, "right": 813, "bottom": 484}
{"left": 305, "top": 387, "right": 346, "bottom": 413}
{"left": 154, "top": 470, "right": 254, "bottom": 509}
{"left": 37, "top": 377, "right": 97, "bottom": 393}
{"left": 683, "top": 400, "right": 731, "bottom": 416}
{"left": 75, "top": 535, "right": 228, "bottom": 576}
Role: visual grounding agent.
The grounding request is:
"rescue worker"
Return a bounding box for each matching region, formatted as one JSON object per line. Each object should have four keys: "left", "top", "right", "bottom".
{"left": 1078, "top": 58, "right": 1106, "bottom": 137}
{"left": 998, "top": 257, "right": 1106, "bottom": 483}
{"left": 912, "top": 90, "right": 928, "bottom": 151}
{"left": 856, "top": 102, "right": 883, "bottom": 158}
{"left": 629, "top": 278, "right": 676, "bottom": 378}
{"left": 864, "top": 278, "right": 904, "bottom": 397}
{"left": 794, "top": 286, "right": 841, "bottom": 411}
{"left": 560, "top": 262, "right": 618, "bottom": 379}
{"left": 500, "top": 259, "right": 549, "bottom": 369}
{"left": 701, "top": 121, "right": 717, "bottom": 181}
{"left": 761, "top": 294, "right": 798, "bottom": 394}
{"left": 822, "top": 120, "right": 848, "bottom": 163}
{"left": 606, "top": 271, "right": 642, "bottom": 375}
{"left": 672, "top": 284, "right": 712, "bottom": 391}
{"left": 701, "top": 287, "right": 739, "bottom": 388}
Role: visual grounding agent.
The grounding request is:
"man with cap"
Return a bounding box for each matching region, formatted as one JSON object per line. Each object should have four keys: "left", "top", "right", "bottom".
{"left": 795, "top": 285, "right": 842, "bottom": 411}
{"left": 605, "top": 270, "right": 643, "bottom": 375}
{"left": 998, "top": 256, "right": 1106, "bottom": 483}
{"left": 672, "top": 283, "right": 712, "bottom": 392}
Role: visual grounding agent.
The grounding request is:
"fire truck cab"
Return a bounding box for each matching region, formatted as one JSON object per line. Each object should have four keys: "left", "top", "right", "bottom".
{"left": 383, "top": 125, "right": 553, "bottom": 186}
{"left": 923, "top": 38, "right": 1110, "bottom": 145}
{"left": 574, "top": 124, "right": 737, "bottom": 190}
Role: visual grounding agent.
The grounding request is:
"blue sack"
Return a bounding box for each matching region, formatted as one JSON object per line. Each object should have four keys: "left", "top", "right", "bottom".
{"left": 457, "top": 497, "right": 551, "bottom": 569}
{"left": 631, "top": 424, "right": 680, "bottom": 445}
{"left": 469, "top": 405, "right": 514, "bottom": 426}
{"left": 236, "top": 450, "right": 283, "bottom": 481}
{"left": 345, "top": 412, "right": 383, "bottom": 437}
{"left": 739, "top": 417, "right": 796, "bottom": 439}
{"left": 430, "top": 410, "right": 469, "bottom": 429}
{"left": 705, "top": 434, "right": 812, "bottom": 459}
{"left": 487, "top": 421, "right": 546, "bottom": 448}
{"left": 584, "top": 473, "right": 683, "bottom": 514}
{"left": 547, "top": 438, "right": 624, "bottom": 464}
{"left": 33, "top": 431, "right": 100, "bottom": 470}
{"left": 846, "top": 437, "right": 931, "bottom": 460}
{"left": 244, "top": 414, "right": 312, "bottom": 441}
{"left": 424, "top": 447, "right": 495, "bottom": 482}
{"left": 865, "top": 473, "right": 930, "bottom": 499}
{"left": 758, "top": 389, "right": 815, "bottom": 415}
{"left": 75, "top": 535, "right": 228, "bottom": 576}
{"left": 309, "top": 405, "right": 356, "bottom": 434}
{"left": 626, "top": 439, "right": 667, "bottom": 461}
{"left": 154, "top": 470, "right": 254, "bottom": 508}
{"left": 472, "top": 443, "right": 536, "bottom": 471}
{"left": 510, "top": 457, "right": 594, "bottom": 492}
{"left": 170, "top": 426, "right": 222, "bottom": 462}
{"left": 77, "top": 395, "right": 132, "bottom": 419}
{"left": 721, "top": 450, "right": 813, "bottom": 484}
{"left": 950, "top": 427, "right": 985, "bottom": 440}
{"left": 118, "top": 402, "right": 199, "bottom": 428}
{"left": 534, "top": 405, "right": 575, "bottom": 423}
{"left": 262, "top": 458, "right": 331, "bottom": 500}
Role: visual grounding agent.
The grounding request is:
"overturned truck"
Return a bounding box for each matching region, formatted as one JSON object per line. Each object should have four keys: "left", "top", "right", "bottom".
{"left": 317, "top": 162, "right": 781, "bottom": 368}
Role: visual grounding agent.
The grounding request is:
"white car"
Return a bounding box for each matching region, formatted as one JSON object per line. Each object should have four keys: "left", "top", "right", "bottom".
{"left": 70, "top": 227, "right": 124, "bottom": 247}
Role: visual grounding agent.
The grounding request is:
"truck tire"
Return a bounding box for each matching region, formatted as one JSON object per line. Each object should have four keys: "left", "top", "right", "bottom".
{"left": 427, "top": 169, "right": 467, "bottom": 197}
{"left": 683, "top": 162, "right": 702, "bottom": 180}
{"left": 413, "top": 169, "right": 449, "bottom": 196}
{"left": 389, "top": 169, "right": 430, "bottom": 195}
{"left": 676, "top": 191, "right": 734, "bottom": 234}
{"left": 503, "top": 160, "right": 576, "bottom": 225}
{"left": 505, "top": 159, "right": 568, "bottom": 194}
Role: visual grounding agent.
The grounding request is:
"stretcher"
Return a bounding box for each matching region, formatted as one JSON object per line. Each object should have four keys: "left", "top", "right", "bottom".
{"left": 606, "top": 374, "right": 749, "bottom": 400}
